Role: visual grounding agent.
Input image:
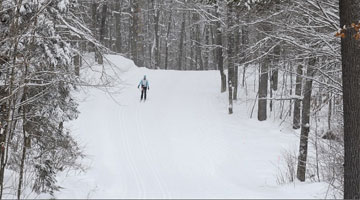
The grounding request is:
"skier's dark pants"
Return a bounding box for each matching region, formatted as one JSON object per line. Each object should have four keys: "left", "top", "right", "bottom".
{"left": 141, "top": 87, "right": 147, "bottom": 100}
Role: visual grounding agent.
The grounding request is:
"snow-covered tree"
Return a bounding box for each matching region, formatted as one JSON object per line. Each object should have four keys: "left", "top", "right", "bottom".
{"left": 0, "top": 0, "right": 101, "bottom": 198}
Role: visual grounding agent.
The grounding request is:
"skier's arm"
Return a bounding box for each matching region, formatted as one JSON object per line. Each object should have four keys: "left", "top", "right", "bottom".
{"left": 137, "top": 81, "right": 141, "bottom": 88}
{"left": 147, "top": 81, "right": 150, "bottom": 90}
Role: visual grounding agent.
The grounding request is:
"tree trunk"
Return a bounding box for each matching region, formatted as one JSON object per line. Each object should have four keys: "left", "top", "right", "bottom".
{"left": 165, "top": 12, "right": 172, "bottom": 70}
{"left": 215, "top": 5, "right": 226, "bottom": 93}
{"left": 154, "top": 2, "right": 160, "bottom": 68}
{"left": 178, "top": 12, "right": 185, "bottom": 70}
{"left": 296, "top": 58, "right": 315, "bottom": 182}
{"left": 18, "top": 78, "right": 28, "bottom": 200}
{"left": 257, "top": 22, "right": 271, "bottom": 121}
{"left": 233, "top": 11, "right": 240, "bottom": 100}
{"left": 272, "top": 45, "right": 281, "bottom": 91}
{"left": 328, "top": 92, "right": 332, "bottom": 131}
{"left": 114, "top": 0, "right": 122, "bottom": 53}
{"left": 293, "top": 64, "right": 303, "bottom": 129}
{"left": 17, "top": 135, "right": 26, "bottom": 200}
{"left": 233, "top": 65, "right": 238, "bottom": 100}
{"left": 74, "top": 54, "right": 81, "bottom": 76}
{"left": 194, "top": 13, "right": 203, "bottom": 71}
{"left": 189, "top": 12, "right": 194, "bottom": 70}
{"left": 227, "top": 3, "right": 235, "bottom": 114}
{"left": 258, "top": 59, "right": 269, "bottom": 121}
{"left": 204, "top": 24, "right": 210, "bottom": 70}
{"left": 91, "top": 0, "right": 98, "bottom": 53}
{"left": 97, "top": 2, "right": 107, "bottom": 64}
{"left": 147, "top": 0, "right": 152, "bottom": 68}
{"left": 107, "top": 6, "right": 113, "bottom": 50}
{"left": 210, "top": 21, "right": 217, "bottom": 70}
{"left": 241, "top": 15, "right": 249, "bottom": 88}
{"left": 130, "top": 0, "right": 141, "bottom": 66}
{"left": 340, "top": 0, "right": 360, "bottom": 198}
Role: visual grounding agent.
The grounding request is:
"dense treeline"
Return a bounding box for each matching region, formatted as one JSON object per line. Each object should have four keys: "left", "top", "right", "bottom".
{"left": 81, "top": 0, "right": 224, "bottom": 70}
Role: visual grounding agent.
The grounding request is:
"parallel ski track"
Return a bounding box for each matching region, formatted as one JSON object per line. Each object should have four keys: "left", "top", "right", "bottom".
{"left": 135, "top": 102, "right": 171, "bottom": 198}
{"left": 119, "top": 107, "right": 146, "bottom": 198}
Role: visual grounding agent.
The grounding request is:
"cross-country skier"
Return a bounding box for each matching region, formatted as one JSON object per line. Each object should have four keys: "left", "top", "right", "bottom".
{"left": 138, "top": 75, "right": 150, "bottom": 101}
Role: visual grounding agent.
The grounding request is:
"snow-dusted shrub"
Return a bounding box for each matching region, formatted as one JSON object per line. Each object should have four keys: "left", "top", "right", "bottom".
{"left": 276, "top": 148, "right": 297, "bottom": 185}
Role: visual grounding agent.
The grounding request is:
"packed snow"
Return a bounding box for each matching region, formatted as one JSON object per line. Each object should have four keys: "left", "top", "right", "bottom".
{"left": 52, "top": 55, "right": 328, "bottom": 199}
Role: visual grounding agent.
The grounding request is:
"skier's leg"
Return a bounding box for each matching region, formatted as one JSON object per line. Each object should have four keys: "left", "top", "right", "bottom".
{"left": 144, "top": 88, "right": 147, "bottom": 100}
{"left": 140, "top": 88, "right": 144, "bottom": 100}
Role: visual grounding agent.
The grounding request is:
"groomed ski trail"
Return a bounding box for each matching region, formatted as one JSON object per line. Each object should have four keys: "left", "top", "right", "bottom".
{"left": 53, "top": 55, "right": 328, "bottom": 199}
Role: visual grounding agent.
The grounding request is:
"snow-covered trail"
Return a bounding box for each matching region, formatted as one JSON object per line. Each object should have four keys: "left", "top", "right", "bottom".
{"left": 55, "top": 56, "right": 326, "bottom": 199}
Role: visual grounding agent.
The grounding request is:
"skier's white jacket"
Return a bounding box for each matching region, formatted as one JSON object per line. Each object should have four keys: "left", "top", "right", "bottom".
{"left": 138, "top": 79, "right": 149, "bottom": 88}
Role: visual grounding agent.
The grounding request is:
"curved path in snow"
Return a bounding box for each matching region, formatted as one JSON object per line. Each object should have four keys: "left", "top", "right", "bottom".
{"left": 54, "top": 56, "right": 327, "bottom": 199}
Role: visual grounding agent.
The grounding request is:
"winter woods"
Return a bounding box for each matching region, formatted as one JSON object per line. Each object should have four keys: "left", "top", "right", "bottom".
{"left": 81, "top": 0, "right": 352, "bottom": 198}
{"left": 0, "top": 0, "right": 358, "bottom": 198}
{"left": 0, "top": 0, "right": 103, "bottom": 198}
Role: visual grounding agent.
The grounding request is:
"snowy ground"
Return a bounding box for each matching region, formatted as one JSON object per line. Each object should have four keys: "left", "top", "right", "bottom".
{"left": 53, "top": 55, "right": 328, "bottom": 199}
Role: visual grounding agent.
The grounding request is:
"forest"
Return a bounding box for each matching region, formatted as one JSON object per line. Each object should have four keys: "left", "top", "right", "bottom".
{"left": 0, "top": 0, "right": 359, "bottom": 199}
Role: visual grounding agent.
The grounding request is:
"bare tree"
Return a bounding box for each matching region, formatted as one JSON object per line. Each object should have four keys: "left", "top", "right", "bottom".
{"left": 227, "top": 2, "right": 235, "bottom": 114}
{"left": 114, "top": 0, "right": 122, "bottom": 53}
{"left": 178, "top": 12, "right": 186, "bottom": 70}
{"left": 215, "top": 4, "right": 226, "bottom": 93}
{"left": 297, "top": 58, "right": 316, "bottom": 182}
